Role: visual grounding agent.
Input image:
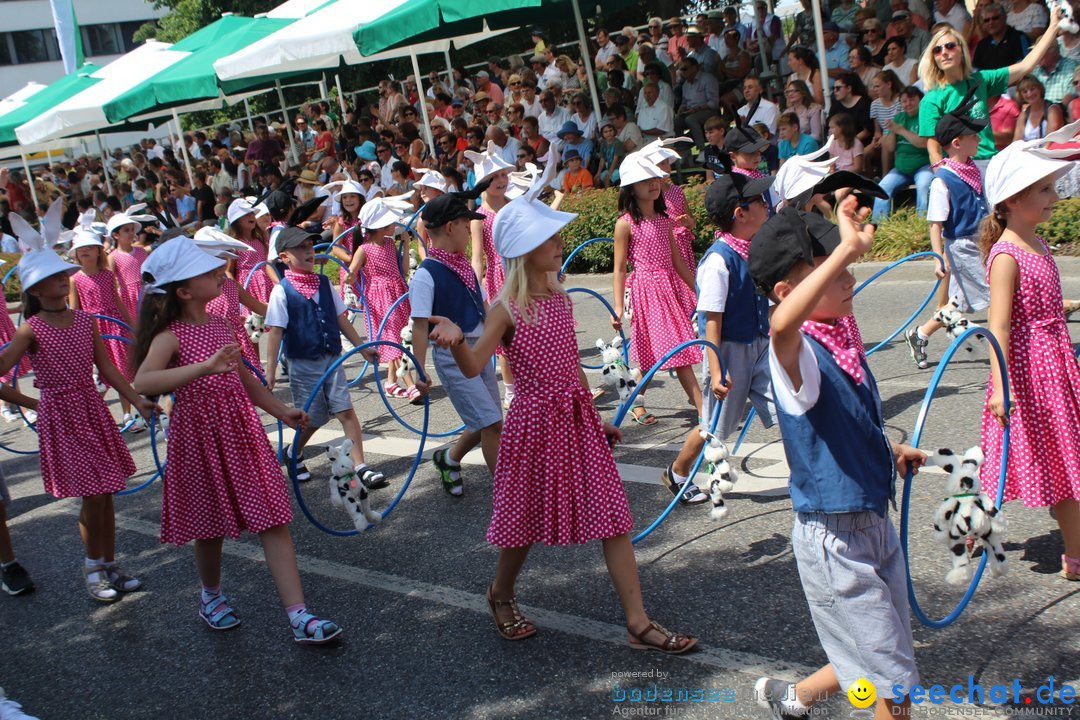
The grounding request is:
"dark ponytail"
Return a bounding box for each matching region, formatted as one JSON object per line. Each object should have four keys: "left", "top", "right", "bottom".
{"left": 131, "top": 279, "right": 182, "bottom": 371}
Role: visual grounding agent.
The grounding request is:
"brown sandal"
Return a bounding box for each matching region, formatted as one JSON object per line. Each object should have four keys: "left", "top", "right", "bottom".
{"left": 485, "top": 584, "right": 537, "bottom": 641}
{"left": 627, "top": 620, "right": 698, "bottom": 654}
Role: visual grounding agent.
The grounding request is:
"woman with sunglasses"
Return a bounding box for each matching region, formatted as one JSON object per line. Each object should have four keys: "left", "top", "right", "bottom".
{"left": 917, "top": 14, "right": 1063, "bottom": 166}
{"left": 861, "top": 19, "right": 888, "bottom": 66}
{"left": 783, "top": 80, "right": 824, "bottom": 144}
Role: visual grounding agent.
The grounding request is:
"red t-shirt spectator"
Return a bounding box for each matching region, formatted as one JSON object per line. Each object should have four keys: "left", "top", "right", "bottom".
{"left": 990, "top": 94, "right": 1021, "bottom": 151}
{"left": 315, "top": 130, "right": 336, "bottom": 158}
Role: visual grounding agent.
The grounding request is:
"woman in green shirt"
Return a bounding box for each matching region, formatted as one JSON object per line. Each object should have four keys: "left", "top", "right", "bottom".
{"left": 917, "top": 13, "right": 1062, "bottom": 166}
{"left": 873, "top": 86, "right": 933, "bottom": 220}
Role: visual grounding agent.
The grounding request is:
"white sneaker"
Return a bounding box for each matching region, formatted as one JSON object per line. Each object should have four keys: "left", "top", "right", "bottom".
{"left": 0, "top": 688, "right": 39, "bottom": 720}
{"left": 130, "top": 414, "right": 147, "bottom": 434}
{"left": 1, "top": 409, "right": 17, "bottom": 423}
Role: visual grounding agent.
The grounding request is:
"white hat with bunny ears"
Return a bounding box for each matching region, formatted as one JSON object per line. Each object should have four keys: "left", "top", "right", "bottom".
{"left": 771, "top": 136, "right": 838, "bottom": 207}
{"left": 319, "top": 178, "right": 365, "bottom": 199}
{"left": 464, "top": 141, "right": 515, "bottom": 184}
{"left": 984, "top": 119, "right": 1080, "bottom": 207}
{"left": 227, "top": 197, "right": 256, "bottom": 225}
{"left": 11, "top": 197, "right": 80, "bottom": 291}
{"left": 105, "top": 203, "right": 157, "bottom": 236}
{"left": 193, "top": 226, "right": 254, "bottom": 259}
{"left": 413, "top": 168, "right": 448, "bottom": 193}
{"left": 358, "top": 192, "right": 415, "bottom": 231}
{"left": 618, "top": 150, "right": 670, "bottom": 186}
{"left": 493, "top": 146, "right": 578, "bottom": 259}
{"left": 639, "top": 136, "right": 693, "bottom": 166}
{"left": 142, "top": 235, "right": 225, "bottom": 295}
{"left": 68, "top": 229, "right": 104, "bottom": 256}
{"left": 507, "top": 162, "right": 541, "bottom": 200}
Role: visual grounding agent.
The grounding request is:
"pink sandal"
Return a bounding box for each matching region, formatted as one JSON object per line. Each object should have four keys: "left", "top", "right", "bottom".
{"left": 385, "top": 383, "right": 409, "bottom": 398}
{"left": 1062, "top": 554, "right": 1080, "bottom": 581}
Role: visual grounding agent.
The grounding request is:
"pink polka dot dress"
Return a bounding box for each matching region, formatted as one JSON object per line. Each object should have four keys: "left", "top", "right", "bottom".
{"left": 0, "top": 309, "right": 29, "bottom": 383}
{"left": 663, "top": 184, "right": 698, "bottom": 317}
{"left": 478, "top": 204, "right": 510, "bottom": 357}
{"left": 235, "top": 236, "right": 273, "bottom": 315}
{"left": 360, "top": 236, "right": 409, "bottom": 362}
{"left": 623, "top": 212, "right": 702, "bottom": 371}
{"left": 335, "top": 217, "right": 359, "bottom": 299}
{"left": 73, "top": 269, "right": 133, "bottom": 383}
{"left": 487, "top": 293, "right": 634, "bottom": 548}
{"left": 111, "top": 246, "right": 147, "bottom": 321}
{"left": 980, "top": 238, "right": 1080, "bottom": 507}
{"left": 160, "top": 317, "right": 292, "bottom": 545}
{"left": 26, "top": 311, "right": 135, "bottom": 498}
{"left": 206, "top": 275, "right": 261, "bottom": 374}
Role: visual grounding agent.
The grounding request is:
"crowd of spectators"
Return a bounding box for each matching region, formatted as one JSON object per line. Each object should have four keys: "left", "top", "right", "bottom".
{"left": 0, "top": 0, "right": 1075, "bottom": 242}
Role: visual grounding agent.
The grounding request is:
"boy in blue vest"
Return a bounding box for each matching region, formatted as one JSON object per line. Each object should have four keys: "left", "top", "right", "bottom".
{"left": 264, "top": 226, "right": 387, "bottom": 490}
{"left": 749, "top": 197, "right": 925, "bottom": 720}
{"left": 410, "top": 193, "right": 502, "bottom": 497}
{"left": 905, "top": 89, "right": 990, "bottom": 369}
{"left": 662, "top": 172, "right": 776, "bottom": 505}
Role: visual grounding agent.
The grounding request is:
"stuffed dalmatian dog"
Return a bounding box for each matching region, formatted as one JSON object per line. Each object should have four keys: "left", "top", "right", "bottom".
{"left": 343, "top": 284, "right": 360, "bottom": 324}
{"left": 595, "top": 336, "right": 638, "bottom": 406}
{"left": 699, "top": 429, "right": 739, "bottom": 521}
{"left": 328, "top": 439, "right": 381, "bottom": 531}
{"left": 245, "top": 313, "right": 266, "bottom": 344}
{"left": 397, "top": 325, "right": 416, "bottom": 385}
{"left": 930, "top": 446, "right": 1008, "bottom": 585}
{"left": 1051, "top": 0, "right": 1079, "bottom": 33}
{"left": 933, "top": 299, "right": 981, "bottom": 354}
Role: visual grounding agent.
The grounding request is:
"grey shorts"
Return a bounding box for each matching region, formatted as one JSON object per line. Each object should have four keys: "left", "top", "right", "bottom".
{"left": 944, "top": 235, "right": 990, "bottom": 314}
{"left": 701, "top": 335, "right": 776, "bottom": 440}
{"left": 792, "top": 511, "right": 919, "bottom": 693}
{"left": 433, "top": 341, "right": 502, "bottom": 432}
{"left": 288, "top": 354, "right": 353, "bottom": 428}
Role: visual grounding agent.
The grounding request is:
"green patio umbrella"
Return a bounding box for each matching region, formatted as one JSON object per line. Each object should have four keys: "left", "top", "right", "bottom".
{"left": 0, "top": 63, "right": 101, "bottom": 147}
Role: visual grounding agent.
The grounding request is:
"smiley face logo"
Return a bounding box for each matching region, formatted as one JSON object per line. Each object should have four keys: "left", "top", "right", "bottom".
{"left": 847, "top": 678, "right": 876, "bottom": 708}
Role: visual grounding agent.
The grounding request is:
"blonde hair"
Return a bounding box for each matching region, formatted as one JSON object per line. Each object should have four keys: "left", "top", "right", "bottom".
{"left": 495, "top": 251, "right": 567, "bottom": 326}
{"left": 919, "top": 27, "right": 972, "bottom": 90}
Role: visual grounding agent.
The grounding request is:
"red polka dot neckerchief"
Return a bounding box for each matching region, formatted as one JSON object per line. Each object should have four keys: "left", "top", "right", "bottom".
{"left": 801, "top": 317, "right": 865, "bottom": 384}
{"left": 283, "top": 270, "right": 321, "bottom": 300}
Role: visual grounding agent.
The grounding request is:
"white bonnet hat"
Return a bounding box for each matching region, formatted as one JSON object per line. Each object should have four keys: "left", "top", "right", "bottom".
{"left": 493, "top": 147, "right": 578, "bottom": 259}
{"left": 11, "top": 198, "right": 80, "bottom": 290}
{"left": 358, "top": 192, "right": 415, "bottom": 231}
{"left": 618, "top": 151, "right": 669, "bottom": 186}
{"left": 142, "top": 235, "right": 225, "bottom": 294}
{"left": 414, "top": 168, "right": 448, "bottom": 193}
{"left": 464, "top": 141, "right": 515, "bottom": 184}
{"left": 193, "top": 226, "right": 254, "bottom": 259}
{"left": 984, "top": 119, "right": 1080, "bottom": 207}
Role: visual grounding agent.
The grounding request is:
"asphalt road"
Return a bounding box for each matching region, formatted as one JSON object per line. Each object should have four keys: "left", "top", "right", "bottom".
{"left": 4, "top": 257, "right": 1080, "bottom": 720}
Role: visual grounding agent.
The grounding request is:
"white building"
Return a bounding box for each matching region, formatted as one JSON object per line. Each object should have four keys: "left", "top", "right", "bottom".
{"left": 0, "top": 0, "right": 166, "bottom": 98}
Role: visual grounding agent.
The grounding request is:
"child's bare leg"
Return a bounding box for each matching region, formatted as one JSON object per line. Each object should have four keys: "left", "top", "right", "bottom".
{"left": 386, "top": 359, "right": 399, "bottom": 386}
{"left": 879, "top": 696, "right": 911, "bottom": 719}
{"left": 492, "top": 545, "right": 530, "bottom": 600}
{"left": 672, "top": 426, "right": 706, "bottom": 477}
{"left": 675, "top": 365, "right": 704, "bottom": 414}
{"left": 293, "top": 424, "right": 319, "bottom": 455}
{"left": 478, "top": 422, "right": 502, "bottom": 475}
{"left": 602, "top": 533, "right": 648, "bottom": 629}
{"left": 917, "top": 277, "right": 951, "bottom": 338}
{"left": 450, "top": 429, "right": 481, "bottom": 464}
{"left": 794, "top": 664, "right": 840, "bottom": 706}
{"left": 79, "top": 494, "right": 110, "bottom": 559}
{"left": 1054, "top": 498, "right": 1080, "bottom": 558}
{"left": 0, "top": 502, "right": 14, "bottom": 564}
{"left": 102, "top": 494, "right": 116, "bottom": 563}
{"left": 259, "top": 524, "right": 304, "bottom": 608}
{"left": 336, "top": 409, "right": 366, "bottom": 466}
{"left": 194, "top": 537, "right": 224, "bottom": 589}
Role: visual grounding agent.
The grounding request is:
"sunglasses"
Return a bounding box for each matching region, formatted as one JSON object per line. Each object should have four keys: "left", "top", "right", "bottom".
{"left": 517, "top": 153, "right": 528, "bottom": 158}
{"left": 983, "top": 13, "right": 1003, "bottom": 20}
{"left": 932, "top": 41, "right": 959, "bottom": 55}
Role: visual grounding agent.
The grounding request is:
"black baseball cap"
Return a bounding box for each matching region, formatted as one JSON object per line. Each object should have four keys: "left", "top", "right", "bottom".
{"left": 724, "top": 125, "right": 769, "bottom": 154}
{"left": 705, "top": 172, "right": 775, "bottom": 221}
{"left": 748, "top": 206, "right": 841, "bottom": 294}
{"left": 790, "top": 170, "right": 887, "bottom": 211}
{"left": 262, "top": 188, "right": 295, "bottom": 220}
{"left": 934, "top": 81, "right": 987, "bottom": 146}
{"left": 276, "top": 226, "right": 320, "bottom": 251}
{"left": 421, "top": 194, "right": 484, "bottom": 229}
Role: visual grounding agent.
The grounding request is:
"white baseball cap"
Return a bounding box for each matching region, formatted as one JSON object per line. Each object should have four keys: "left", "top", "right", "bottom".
{"left": 227, "top": 198, "right": 256, "bottom": 225}
{"left": 142, "top": 235, "right": 225, "bottom": 295}
{"left": 984, "top": 119, "right": 1080, "bottom": 207}
{"left": 464, "top": 141, "right": 515, "bottom": 184}
{"left": 493, "top": 147, "right": 577, "bottom": 259}
{"left": 192, "top": 226, "right": 254, "bottom": 259}
{"left": 618, "top": 151, "right": 670, "bottom": 186}
{"left": 358, "top": 193, "right": 415, "bottom": 231}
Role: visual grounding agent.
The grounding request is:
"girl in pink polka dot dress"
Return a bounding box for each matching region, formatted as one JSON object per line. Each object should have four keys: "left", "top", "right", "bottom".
{"left": 328, "top": 186, "right": 362, "bottom": 301}
{"left": 0, "top": 244, "right": 154, "bottom": 604}
{"left": 132, "top": 235, "right": 341, "bottom": 644}
{"left": 613, "top": 157, "right": 703, "bottom": 426}
{"left": 428, "top": 177, "right": 697, "bottom": 654}
{"left": 229, "top": 199, "right": 277, "bottom": 364}
{"left": 106, "top": 216, "right": 148, "bottom": 321}
{"left": 69, "top": 233, "right": 142, "bottom": 431}
{"left": 470, "top": 166, "right": 515, "bottom": 404}
{"left": 199, "top": 230, "right": 267, "bottom": 374}
{"left": 658, "top": 166, "right": 699, "bottom": 318}
{"left": 980, "top": 153, "right": 1080, "bottom": 582}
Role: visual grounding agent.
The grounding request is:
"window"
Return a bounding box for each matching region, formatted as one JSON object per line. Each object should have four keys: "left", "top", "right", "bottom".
{"left": 118, "top": 21, "right": 147, "bottom": 52}
{"left": 82, "top": 23, "right": 121, "bottom": 56}
{"left": 12, "top": 29, "right": 59, "bottom": 63}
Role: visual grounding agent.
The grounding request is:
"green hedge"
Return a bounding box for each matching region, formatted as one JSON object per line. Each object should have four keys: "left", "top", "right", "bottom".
{"left": 558, "top": 188, "right": 1080, "bottom": 274}
{"left": 2, "top": 253, "right": 22, "bottom": 301}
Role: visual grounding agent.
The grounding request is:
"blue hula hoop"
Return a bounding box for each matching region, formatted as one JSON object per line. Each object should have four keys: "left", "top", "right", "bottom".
{"left": 116, "top": 410, "right": 165, "bottom": 496}
{"left": 565, "top": 287, "right": 630, "bottom": 370}
{"left": 610, "top": 338, "right": 725, "bottom": 545}
{"left": 372, "top": 292, "right": 464, "bottom": 439}
{"left": 900, "top": 326, "right": 1010, "bottom": 628}
{"left": 853, "top": 251, "right": 945, "bottom": 355}
{"left": 732, "top": 251, "right": 947, "bottom": 456}
{"left": 90, "top": 313, "right": 133, "bottom": 333}
{"left": 2, "top": 264, "right": 16, "bottom": 288}
{"left": 560, "top": 237, "right": 614, "bottom": 277}
{"left": 289, "top": 340, "right": 430, "bottom": 537}
{"left": 0, "top": 340, "right": 36, "bottom": 455}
